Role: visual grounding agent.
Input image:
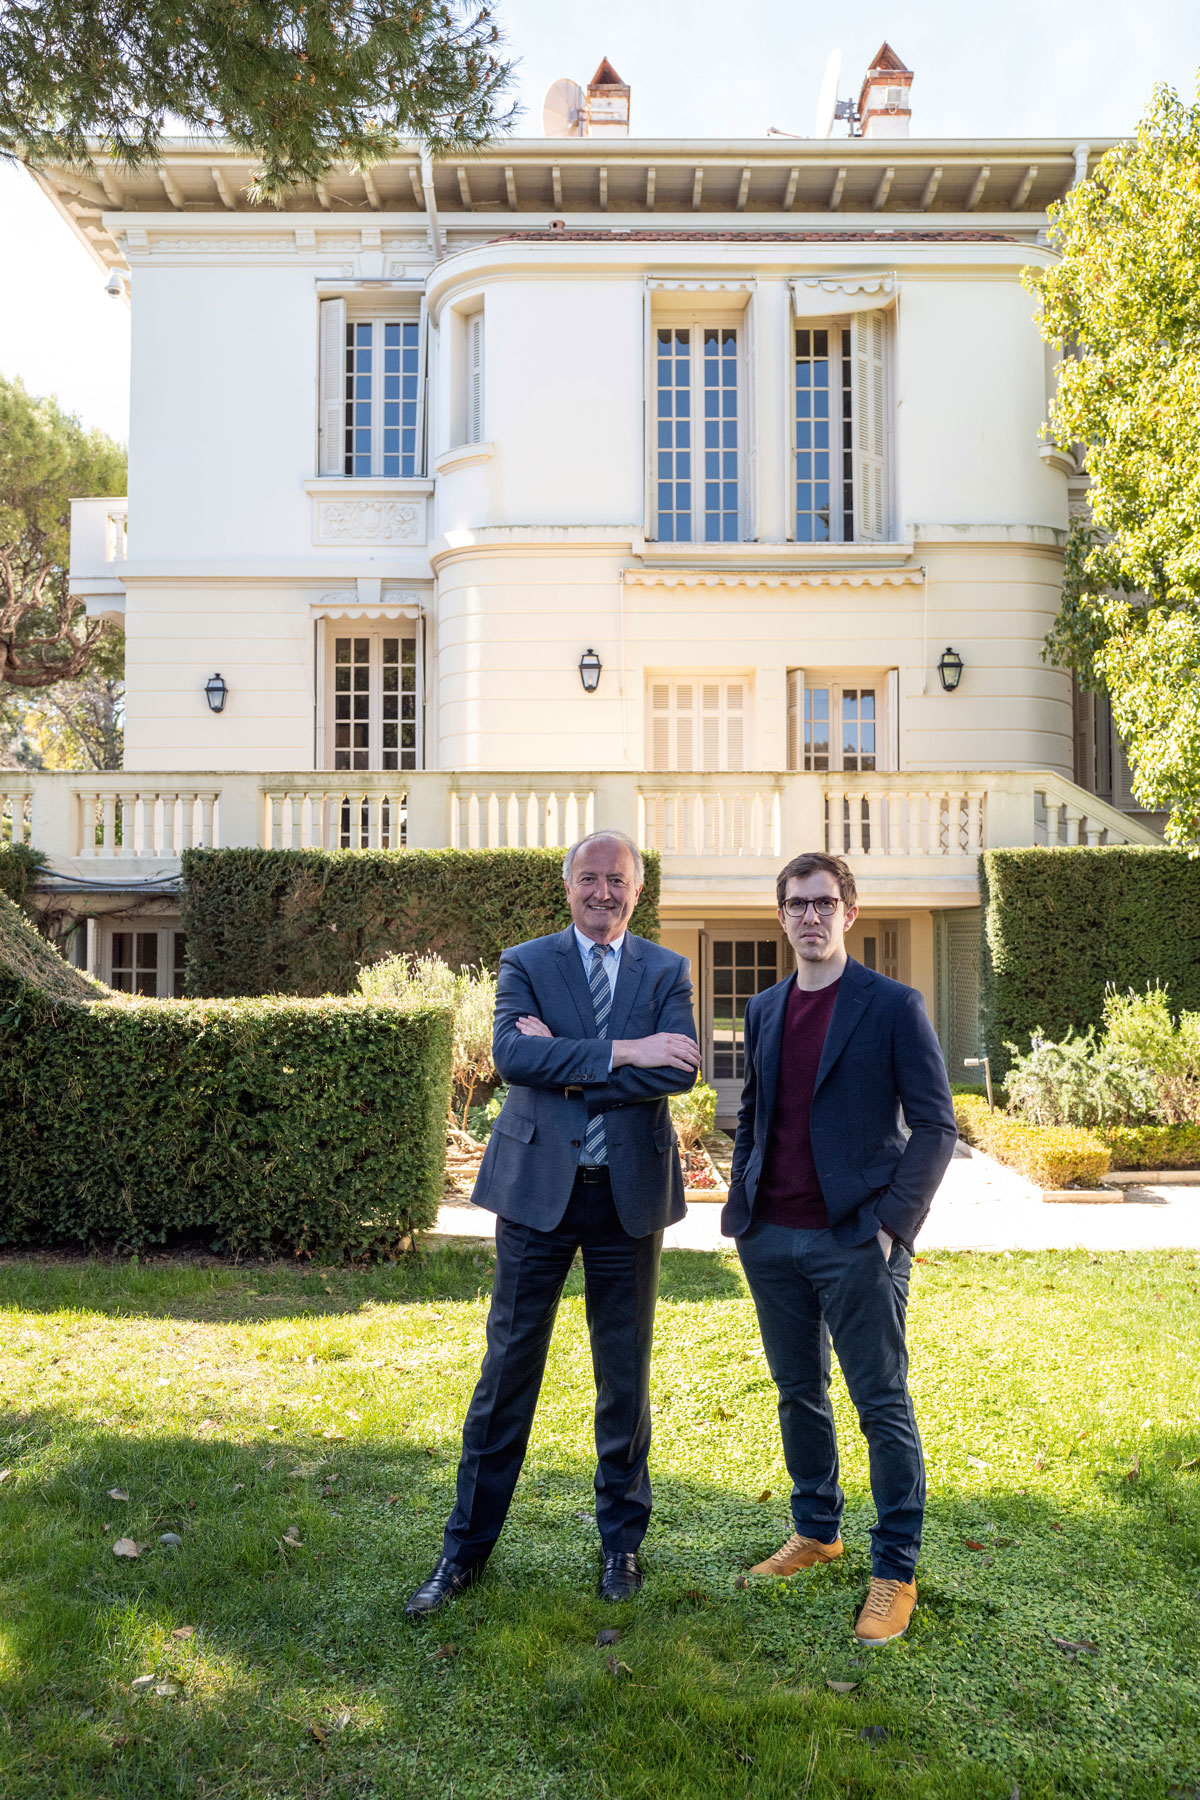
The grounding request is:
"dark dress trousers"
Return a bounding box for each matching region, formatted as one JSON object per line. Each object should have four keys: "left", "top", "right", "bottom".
{"left": 443, "top": 927, "right": 698, "bottom": 1566}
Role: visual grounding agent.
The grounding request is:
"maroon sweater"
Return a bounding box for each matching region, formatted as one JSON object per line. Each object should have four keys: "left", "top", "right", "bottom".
{"left": 754, "top": 975, "right": 841, "bottom": 1229}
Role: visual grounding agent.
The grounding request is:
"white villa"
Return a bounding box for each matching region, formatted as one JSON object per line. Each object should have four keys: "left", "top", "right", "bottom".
{"left": 8, "top": 45, "right": 1160, "bottom": 1116}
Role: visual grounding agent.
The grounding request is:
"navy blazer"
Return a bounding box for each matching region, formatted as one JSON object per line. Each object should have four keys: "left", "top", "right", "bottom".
{"left": 720, "top": 957, "right": 957, "bottom": 1250}
{"left": 472, "top": 927, "right": 699, "bottom": 1239}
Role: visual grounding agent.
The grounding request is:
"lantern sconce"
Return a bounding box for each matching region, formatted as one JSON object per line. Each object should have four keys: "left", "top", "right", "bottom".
{"left": 937, "top": 646, "right": 964, "bottom": 693}
{"left": 204, "top": 672, "right": 229, "bottom": 714}
{"left": 578, "top": 648, "right": 602, "bottom": 693}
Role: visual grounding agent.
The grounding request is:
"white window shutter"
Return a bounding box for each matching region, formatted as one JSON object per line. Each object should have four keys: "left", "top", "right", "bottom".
{"left": 724, "top": 682, "right": 745, "bottom": 772}
{"left": 468, "top": 313, "right": 484, "bottom": 443}
{"left": 787, "top": 670, "right": 803, "bottom": 771}
{"left": 318, "top": 298, "right": 346, "bottom": 477}
{"left": 851, "top": 309, "right": 887, "bottom": 543}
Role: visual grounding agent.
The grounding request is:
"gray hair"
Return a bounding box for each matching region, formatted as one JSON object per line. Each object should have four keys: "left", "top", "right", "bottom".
{"left": 562, "top": 830, "right": 645, "bottom": 887}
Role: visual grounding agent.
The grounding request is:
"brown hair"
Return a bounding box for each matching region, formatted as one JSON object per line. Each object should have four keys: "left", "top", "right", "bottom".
{"left": 775, "top": 851, "right": 857, "bottom": 911}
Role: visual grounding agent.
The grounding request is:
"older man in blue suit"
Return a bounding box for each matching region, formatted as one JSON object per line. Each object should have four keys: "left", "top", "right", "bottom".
{"left": 406, "top": 829, "right": 700, "bottom": 1619}
{"left": 723, "top": 850, "right": 956, "bottom": 1648}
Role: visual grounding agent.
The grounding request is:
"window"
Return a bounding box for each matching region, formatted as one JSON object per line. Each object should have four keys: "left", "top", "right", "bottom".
{"left": 105, "top": 925, "right": 187, "bottom": 997}
{"left": 791, "top": 308, "right": 888, "bottom": 543}
{"left": 653, "top": 319, "right": 742, "bottom": 542}
{"left": 648, "top": 678, "right": 747, "bottom": 770}
{"left": 329, "top": 631, "right": 420, "bottom": 773}
{"left": 787, "top": 671, "right": 894, "bottom": 772}
{"left": 703, "top": 932, "right": 786, "bottom": 1117}
{"left": 318, "top": 298, "right": 425, "bottom": 478}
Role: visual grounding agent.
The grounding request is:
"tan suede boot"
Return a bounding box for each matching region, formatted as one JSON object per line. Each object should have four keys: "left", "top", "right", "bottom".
{"left": 854, "top": 1575, "right": 917, "bottom": 1645}
{"left": 749, "top": 1532, "right": 844, "bottom": 1576}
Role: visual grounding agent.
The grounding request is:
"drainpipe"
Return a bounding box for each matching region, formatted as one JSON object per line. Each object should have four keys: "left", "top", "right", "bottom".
{"left": 420, "top": 150, "right": 443, "bottom": 262}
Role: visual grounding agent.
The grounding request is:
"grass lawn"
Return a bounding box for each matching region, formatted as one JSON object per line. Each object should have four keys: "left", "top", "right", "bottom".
{"left": 1, "top": 1245, "right": 1198, "bottom": 1800}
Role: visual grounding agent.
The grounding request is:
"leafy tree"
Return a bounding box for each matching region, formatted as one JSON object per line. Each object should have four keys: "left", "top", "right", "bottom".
{"left": 1026, "top": 82, "right": 1200, "bottom": 848}
{"left": 0, "top": 1, "right": 514, "bottom": 201}
{"left": 0, "top": 376, "right": 126, "bottom": 698}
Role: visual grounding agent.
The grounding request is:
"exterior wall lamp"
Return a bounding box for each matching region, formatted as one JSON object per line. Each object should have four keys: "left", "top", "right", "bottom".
{"left": 937, "top": 646, "right": 964, "bottom": 693}
{"left": 205, "top": 672, "right": 228, "bottom": 713}
{"left": 578, "top": 648, "right": 602, "bottom": 693}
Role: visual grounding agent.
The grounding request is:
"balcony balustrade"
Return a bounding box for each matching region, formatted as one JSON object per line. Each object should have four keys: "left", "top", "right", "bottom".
{"left": 0, "top": 769, "right": 1161, "bottom": 907}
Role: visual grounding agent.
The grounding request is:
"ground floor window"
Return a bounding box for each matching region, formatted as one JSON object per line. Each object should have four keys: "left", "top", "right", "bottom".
{"left": 101, "top": 924, "right": 187, "bottom": 997}
{"left": 702, "top": 930, "right": 785, "bottom": 1118}
{"left": 322, "top": 627, "right": 421, "bottom": 773}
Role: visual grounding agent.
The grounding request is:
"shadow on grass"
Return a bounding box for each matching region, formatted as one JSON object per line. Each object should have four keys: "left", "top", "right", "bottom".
{"left": 2, "top": 1412, "right": 1199, "bottom": 1800}
{"left": 0, "top": 1244, "right": 745, "bottom": 1323}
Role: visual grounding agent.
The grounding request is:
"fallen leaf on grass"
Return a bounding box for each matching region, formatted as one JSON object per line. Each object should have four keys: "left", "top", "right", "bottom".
{"left": 386, "top": 1494, "right": 399, "bottom": 1505}
{"left": 1050, "top": 1521, "right": 1063, "bottom": 1532}
{"left": 964, "top": 1539, "right": 987, "bottom": 1551}
{"left": 309, "top": 1723, "right": 328, "bottom": 1746}
{"left": 0, "top": 1470, "right": 10, "bottom": 1483}
{"left": 982, "top": 1555, "right": 995, "bottom": 1568}
{"left": 110, "top": 1734, "right": 136, "bottom": 1749}
{"left": 995, "top": 1536, "right": 1016, "bottom": 1547}
{"left": 435, "top": 1644, "right": 458, "bottom": 1660}
{"left": 107, "top": 1488, "right": 129, "bottom": 1502}
{"left": 113, "top": 1538, "right": 142, "bottom": 1559}
{"left": 595, "top": 1628, "right": 621, "bottom": 1647}
{"left": 967, "top": 1455, "right": 988, "bottom": 1470}
{"left": 605, "top": 1654, "right": 632, "bottom": 1678}
{"left": 131, "top": 1676, "right": 155, "bottom": 1691}
{"left": 756, "top": 1488, "right": 772, "bottom": 1503}
{"left": 154, "top": 1681, "right": 180, "bottom": 1697}
{"left": 344, "top": 1409, "right": 362, "bottom": 1422}
{"left": 321, "top": 1431, "right": 346, "bottom": 1442}
{"left": 1126, "top": 1457, "right": 1140, "bottom": 1482}
{"left": 827, "top": 1679, "right": 859, "bottom": 1694}
{"left": 1176, "top": 1456, "right": 1199, "bottom": 1472}
{"left": 733, "top": 1575, "right": 748, "bottom": 1590}
{"left": 1033, "top": 1453, "right": 1045, "bottom": 1471}
{"left": 330, "top": 1709, "right": 352, "bottom": 1731}
{"left": 1052, "top": 1636, "right": 1099, "bottom": 1658}
{"left": 282, "top": 1526, "right": 303, "bottom": 1547}
{"left": 171, "top": 1626, "right": 195, "bottom": 1640}
{"left": 232, "top": 1482, "right": 245, "bottom": 1493}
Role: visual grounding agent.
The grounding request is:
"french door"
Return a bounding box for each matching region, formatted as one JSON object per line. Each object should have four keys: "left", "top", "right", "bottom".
{"left": 702, "top": 930, "right": 788, "bottom": 1122}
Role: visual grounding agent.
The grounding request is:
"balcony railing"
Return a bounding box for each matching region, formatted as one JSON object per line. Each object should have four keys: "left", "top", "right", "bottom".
{"left": 1, "top": 769, "right": 1161, "bottom": 896}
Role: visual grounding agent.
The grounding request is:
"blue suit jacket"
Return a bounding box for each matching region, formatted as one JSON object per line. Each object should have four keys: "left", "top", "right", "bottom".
{"left": 720, "top": 957, "right": 957, "bottom": 1249}
{"left": 471, "top": 927, "right": 699, "bottom": 1238}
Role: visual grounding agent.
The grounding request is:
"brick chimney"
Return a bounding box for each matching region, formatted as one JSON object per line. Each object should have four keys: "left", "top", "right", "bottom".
{"left": 857, "top": 43, "right": 913, "bottom": 139}
{"left": 585, "top": 58, "right": 631, "bottom": 137}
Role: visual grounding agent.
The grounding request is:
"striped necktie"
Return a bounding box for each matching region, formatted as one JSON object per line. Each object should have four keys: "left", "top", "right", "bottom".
{"left": 581, "top": 942, "right": 612, "bottom": 1165}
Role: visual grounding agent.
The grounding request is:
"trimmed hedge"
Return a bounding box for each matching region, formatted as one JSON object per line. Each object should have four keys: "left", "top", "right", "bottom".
{"left": 956, "top": 1096, "right": 1200, "bottom": 1183}
{"left": 0, "top": 843, "right": 45, "bottom": 907}
{"left": 981, "top": 848, "right": 1200, "bottom": 1076}
{"left": 954, "top": 1094, "right": 1111, "bottom": 1189}
{"left": 1102, "top": 1124, "right": 1200, "bottom": 1171}
{"left": 0, "top": 892, "right": 452, "bottom": 1255}
{"left": 180, "top": 846, "right": 661, "bottom": 998}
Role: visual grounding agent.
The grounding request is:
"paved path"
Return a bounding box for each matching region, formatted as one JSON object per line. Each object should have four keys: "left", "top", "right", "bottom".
{"left": 429, "top": 1144, "right": 1200, "bottom": 1254}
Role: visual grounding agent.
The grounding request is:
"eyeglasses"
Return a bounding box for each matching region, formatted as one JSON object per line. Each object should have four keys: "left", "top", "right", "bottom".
{"left": 782, "top": 896, "right": 840, "bottom": 919}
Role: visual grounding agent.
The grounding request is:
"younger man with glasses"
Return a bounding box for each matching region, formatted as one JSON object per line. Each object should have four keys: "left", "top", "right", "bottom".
{"left": 722, "top": 851, "right": 956, "bottom": 1644}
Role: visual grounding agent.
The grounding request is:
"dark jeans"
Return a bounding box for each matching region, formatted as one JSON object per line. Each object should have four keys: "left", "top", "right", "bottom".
{"left": 737, "top": 1220, "right": 924, "bottom": 1581}
{"left": 443, "top": 1167, "right": 663, "bottom": 1566}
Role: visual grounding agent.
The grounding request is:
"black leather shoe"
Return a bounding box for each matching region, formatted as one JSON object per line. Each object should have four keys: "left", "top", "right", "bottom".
{"left": 599, "top": 1552, "right": 644, "bottom": 1602}
{"left": 405, "top": 1556, "right": 482, "bottom": 1621}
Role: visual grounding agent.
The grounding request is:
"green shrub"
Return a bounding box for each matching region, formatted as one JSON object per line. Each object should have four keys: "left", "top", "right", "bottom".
{"left": 1103, "top": 985, "right": 1200, "bottom": 1124}
{"left": 1003, "top": 1028, "right": 1156, "bottom": 1128}
{"left": 1100, "top": 1123, "right": 1200, "bottom": 1170}
{"left": 0, "top": 892, "right": 452, "bottom": 1256}
{"left": 359, "top": 953, "right": 496, "bottom": 1121}
{"left": 466, "top": 1085, "right": 507, "bottom": 1143}
{"left": 954, "top": 1093, "right": 1111, "bottom": 1189}
{"left": 0, "top": 843, "right": 46, "bottom": 907}
{"left": 180, "top": 847, "right": 661, "bottom": 999}
{"left": 669, "top": 1081, "right": 718, "bottom": 1153}
{"left": 980, "top": 847, "right": 1200, "bottom": 1076}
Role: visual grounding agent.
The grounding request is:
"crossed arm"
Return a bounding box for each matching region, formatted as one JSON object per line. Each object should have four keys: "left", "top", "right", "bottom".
{"left": 491, "top": 950, "right": 701, "bottom": 1104}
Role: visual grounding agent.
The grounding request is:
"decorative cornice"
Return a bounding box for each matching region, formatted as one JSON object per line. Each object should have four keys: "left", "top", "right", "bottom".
{"left": 624, "top": 568, "right": 921, "bottom": 590}
{"left": 647, "top": 277, "right": 756, "bottom": 293}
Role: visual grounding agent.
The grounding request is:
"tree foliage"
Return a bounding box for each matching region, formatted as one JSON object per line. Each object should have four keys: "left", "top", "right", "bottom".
{"left": 0, "top": 376, "right": 126, "bottom": 694}
{"left": 0, "top": 0, "right": 515, "bottom": 201}
{"left": 1026, "top": 82, "right": 1200, "bottom": 846}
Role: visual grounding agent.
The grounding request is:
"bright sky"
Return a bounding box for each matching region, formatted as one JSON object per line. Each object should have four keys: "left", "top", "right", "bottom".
{"left": 2, "top": 0, "right": 1198, "bottom": 445}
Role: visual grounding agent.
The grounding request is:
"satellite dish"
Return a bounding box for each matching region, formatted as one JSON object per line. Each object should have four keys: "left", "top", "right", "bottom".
{"left": 542, "top": 78, "right": 584, "bottom": 138}
{"left": 813, "top": 49, "right": 842, "bottom": 139}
